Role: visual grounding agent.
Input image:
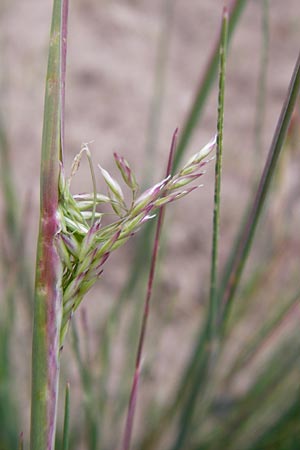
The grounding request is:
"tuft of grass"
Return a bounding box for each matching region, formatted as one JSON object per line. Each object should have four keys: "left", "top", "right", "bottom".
{"left": 1, "top": 1, "right": 299, "bottom": 449}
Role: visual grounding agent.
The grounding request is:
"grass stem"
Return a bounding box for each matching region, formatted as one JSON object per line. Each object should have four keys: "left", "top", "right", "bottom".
{"left": 208, "top": 6, "right": 228, "bottom": 342}
{"left": 30, "top": 2, "right": 68, "bottom": 449}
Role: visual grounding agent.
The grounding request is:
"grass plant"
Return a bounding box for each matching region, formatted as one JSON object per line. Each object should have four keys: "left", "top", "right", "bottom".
{"left": 1, "top": 1, "right": 300, "bottom": 449}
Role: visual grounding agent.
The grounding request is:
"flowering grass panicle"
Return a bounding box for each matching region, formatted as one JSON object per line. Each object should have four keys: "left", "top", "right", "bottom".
{"left": 57, "top": 136, "right": 216, "bottom": 343}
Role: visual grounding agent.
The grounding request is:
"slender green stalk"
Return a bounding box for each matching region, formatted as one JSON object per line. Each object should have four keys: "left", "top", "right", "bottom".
{"left": 220, "top": 50, "right": 300, "bottom": 327}
{"left": 170, "top": 13, "right": 228, "bottom": 450}
{"left": 30, "top": 1, "right": 68, "bottom": 449}
{"left": 208, "top": 7, "right": 228, "bottom": 341}
{"left": 62, "top": 383, "right": 70, "bottom": 450}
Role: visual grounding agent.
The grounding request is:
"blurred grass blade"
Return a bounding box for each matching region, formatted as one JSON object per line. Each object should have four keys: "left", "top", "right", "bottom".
{"left": 205, "top": 335, "right": 300, "bottom": 449}
{"left": 0, "top": 283, "right": 19, "bottom": 450}
{"left": 0, "top": 77, "right": 33, "bottom": 311}
{"left": 62, "top": 383, "right": 70, "bottom": 450}
{"left": 220, "top": 50, "right": 300, "bottom": 327}
{"left": 245, "top": 397, "right": 300, "bottom": 450}
{"left": 0, "top": 122, "right": 18, "bottom": 238}
{"left": 225, "top": 289, "right": 300, "bottom": 382}
{"left": 208, "top": 6, "right": 228, "bottom": 341}
{"left": 30, "top": 1, "right": 68, "bottom": 449}
{"left": 173, "top": 0, "right": 248, "bottom": 171}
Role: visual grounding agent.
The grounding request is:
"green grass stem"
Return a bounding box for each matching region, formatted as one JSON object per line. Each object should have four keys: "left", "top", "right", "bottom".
{"left": 30, "top": 1, "right": 68, "bottom": 449}
{"left": 208, "top": 6, "right": 228, "bottom": 342}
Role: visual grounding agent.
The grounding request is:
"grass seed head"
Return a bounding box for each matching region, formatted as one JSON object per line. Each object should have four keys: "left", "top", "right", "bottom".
{"left": 57, "top": 136, "right": 215, "bottom": 344}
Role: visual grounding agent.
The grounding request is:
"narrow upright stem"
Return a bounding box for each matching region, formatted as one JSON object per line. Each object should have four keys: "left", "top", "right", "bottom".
{"left": 208, "top": 7, "right": 228, "bottom": 340}
{"left": 30, "top": 1, "right": 68, "bottom": 449}
{"left": 121, "top": 129, "right": 178, "bottom": 450}
{"left": 171, "top": 11, "right": 228, "bottom": 450}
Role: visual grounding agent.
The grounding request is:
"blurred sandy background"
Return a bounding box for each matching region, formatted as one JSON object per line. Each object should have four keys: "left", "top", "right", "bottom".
{"left": 1, "top": 0, "right": 300, "bottom": 445}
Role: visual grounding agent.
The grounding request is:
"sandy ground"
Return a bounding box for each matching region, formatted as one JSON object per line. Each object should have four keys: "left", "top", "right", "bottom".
{"left": 1, "top": 0, "right": 300, "bottom": 446}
